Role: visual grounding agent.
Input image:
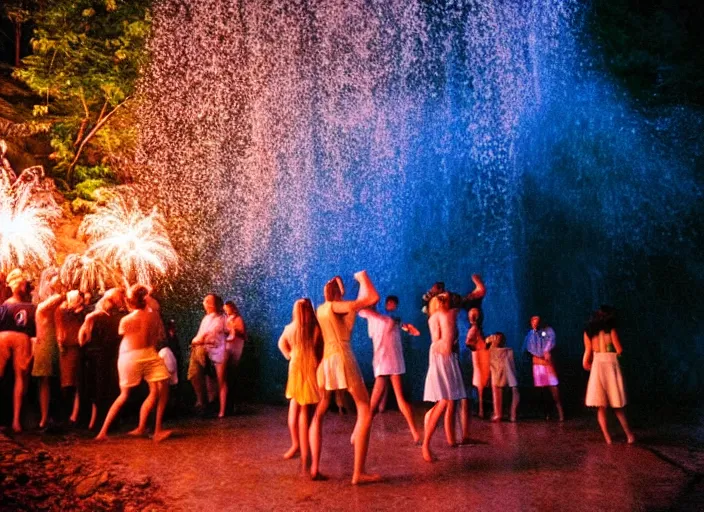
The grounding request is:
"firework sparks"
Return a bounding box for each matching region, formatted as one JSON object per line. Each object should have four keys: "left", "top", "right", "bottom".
{"left": 0, "top": 165, "right": 60, "bottom": 273}
{"left": 79, "top": 195, "right": 179, "bottom": 287}
{"left": 59, "top": 253, "right": 125, "bottom": 294}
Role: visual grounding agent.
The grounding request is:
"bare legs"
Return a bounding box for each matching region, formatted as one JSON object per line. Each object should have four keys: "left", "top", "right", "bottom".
{"left": 309, "top": 390, "right": 330, "bottom": 480}
{"left": 476, "top": 385, "right": 485, "bottom": 418}
{"left": 97, "top": 380, "right": 171, "bottom": 442}
{"left": 310, "top": 384, "right": 379, "bottom": 485}
{"left": 422, "top": 400, "right": 449, "bottom": 462}
{"left": 510, "top": 387, "right": 520, "bottom": 422}
{"left": 129, "top": 381, "right": 158, "bottom": 436}
{"left": 597, "top": 406, "right": 635, "bottom": 445}
{"left": 444, "top": 400, "right": 457, "bottom": 446}
{"left": 284, "top": 399, "right": 300, "bottom": 459}
{"left": 215, "top": 362, "right": 228, "bottom": 418}
{"left": 70, "top": 391, "right": 80, "bottom": 424}
{"left": 369, "top": 375, "right": 419, "bottom": 443}
{"left": 12, "top": 366, "right": 28, "bottom": 433}
{"left": 549, "top": 386, "right": 565, "bottom": 421}
{"left": 190, "top": 370, "right": 205, "bottom": 408}
{"left": 298, "top": 404, "right": 313, "bottom": 471}
{"left": 96, "top": 387, "right": 131, "bottom": 440}
{"left": 38, "top": 376, "right": 50, "bottom": 428}
{"left": 492, "top": 385, "right": 503, "bottom": 422}
{"left": 459, "top": 398, "right": 471, "bottom": 443}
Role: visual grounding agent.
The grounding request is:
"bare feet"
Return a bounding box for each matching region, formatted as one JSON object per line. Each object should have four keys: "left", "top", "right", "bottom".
{"left": 352, "top": 473, "right": 382, "bottom": 485}
{"left": 153, "top": 430, "right": 173, "bottom": 443}
{"left": 491, "top": 415, "right": 501, "bottom": 422}
{"left": 95, "top": 432, "right": 108, "bottom": 441}
{"left": 411, "top": 430, "right": 421, "bottom": 444}
{"left": 421, "top": 443, "right": 434, "bottom": 463}
{"left": 626, "top": 434, "right": 636, "bottom": 444}
{"left": 218, "top": 412, "right": 225, "bottom": 419}
{"left": 128, "top": 428, "right": 147, "bottom": 437}
{"left": 604, "top": 435, "right": 613, "bottom": 445}
{"left": 12, "top": 423, "right": 22, "bottom": 433}
{"left": 509, "top": 414, "right": 517, "bottom": 423}
{"left": 310, "top": 472, "right": 328, "bottom": 481}
{"left": 283, "top": 445, "right": 299, "bottom": 459}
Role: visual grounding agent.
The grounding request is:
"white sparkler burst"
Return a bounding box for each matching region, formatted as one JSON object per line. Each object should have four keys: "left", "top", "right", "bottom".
{"left": 59, "top": 253, "right": 125, "bottom": 294}
{"left": 0, "top": 170, "right": 59, "bottom": 273}
{"left": 79, "top": 195, "right": 179, "bottom": 287}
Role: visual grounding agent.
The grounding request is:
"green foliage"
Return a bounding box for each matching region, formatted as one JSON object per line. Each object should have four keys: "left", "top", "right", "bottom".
{"left": 12, "top": 0, "right": 151, "bottom": 187}
{"left": 75, "top": 177, "right": 112, "bottom": 200}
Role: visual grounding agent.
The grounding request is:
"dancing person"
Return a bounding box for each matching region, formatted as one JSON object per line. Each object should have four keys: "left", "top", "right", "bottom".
{"left": 309, "top": 271, "right": 380, "bottom": 484}
{"left": 358, "top": 295, "right": 421, "bottom": 443}
{"left": 79, "top": 288, "right": 126, "bottom": 430}
{"left": 422, "top": 274, "right": 485, "bottom": 442}
{"left": 33, "top": 272, "right": 64, "bottom": 429}
{"left": 467, "top": 308, "right": 490, "bottom": 418}
{"left": 421, "top": 293, "right": 467, "bottom": 462}
{"left": 583, "top": 306, "right": 635, "bottom": 444}
{"left": 522, "top": 315, "right": 564, "bottom": 421}
{"left": 0, "top": 270, "right": 36, "bottom": 432}
{"left": 224, "top": 301, "right": 247, "bottom": 413}
{"left": 487, "top": 332, "right": 519, "bottom": 422}
{"left": 96, "top": 285, "right": 172, "bottom": 442}
{"left": 56, "top": 290, "right": 87, "bottom": 424}
{"left": 278, "top": 298, "right": 323, "bottom": 471}
{"left": 188, "top": 294, "right": 228, "bottom": 417}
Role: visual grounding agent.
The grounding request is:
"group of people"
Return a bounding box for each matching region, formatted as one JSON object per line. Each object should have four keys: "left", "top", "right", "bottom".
{"left": 1, "top": 265, "right": 635, "bottom": 484}
{"left": 275, "top": 270, "right": 635, "bottom": 482}
{"left": 0, "top": 268, "right": 183, "bottom": 440}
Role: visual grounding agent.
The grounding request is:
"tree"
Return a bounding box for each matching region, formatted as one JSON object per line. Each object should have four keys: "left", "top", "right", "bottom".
{"left": 13, "top": 0, "right": 151, "bottom": 188}
{"left": 2, "top": 1, "right": 35, "bottom": 68}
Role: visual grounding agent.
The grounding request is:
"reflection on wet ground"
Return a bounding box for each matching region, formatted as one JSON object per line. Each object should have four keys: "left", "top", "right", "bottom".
{"left": 15, "top": 405, "right": 703, "bottom": 511}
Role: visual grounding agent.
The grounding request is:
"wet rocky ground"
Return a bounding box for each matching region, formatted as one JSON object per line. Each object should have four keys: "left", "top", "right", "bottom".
{"left": 1, "top": 405, "right": 702, "bottom": 511}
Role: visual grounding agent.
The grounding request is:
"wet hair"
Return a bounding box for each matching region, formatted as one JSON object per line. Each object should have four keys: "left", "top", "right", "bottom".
{"left": 324, "top": 277, "right": 342, "bottom": 302}
{"left": 293, "top": 298, "right": 318, "bottom": 340}
{"left": 491, "top": 332, "right": 507, "bottom": 348}
{"left": 206, "top": 293, "right": 224, "bottom": 313}
{"left": 385, "top": 295, "right": 399, "bottom": 305}
{"left": 224, "top": 300, "right": 239, "bottom": 315}
{"left": 585, "top": 305, "right": 618, "bottom": 338}
{"left": 127, "top": 284, "right": 149, "bottom": 310}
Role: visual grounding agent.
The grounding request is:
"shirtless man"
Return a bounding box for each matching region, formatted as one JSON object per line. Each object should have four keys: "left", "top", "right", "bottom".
{"left": 0, "top": 269, "right": 36, "bottom": 432}
{"left": 96, "top": 284, "right": 172, "bottom": 442}
{"left": 33, "top": 272, "right": 64, "bottom": 429}
{"left": 310, "top": 270, "right": 380, "bottom": 484}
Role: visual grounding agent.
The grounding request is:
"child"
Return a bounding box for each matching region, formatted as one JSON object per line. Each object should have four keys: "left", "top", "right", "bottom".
{"left": 522, "top": 315, "right": 564, "bottom": 421}
{"left": 466, "top": 308, "right": 489, "bottom": 418}
{"left": 487, "top": 332, "right": 519, "bottom": 422}
{"left": 358, "top": 295, "right": 420, "bottom": 443}
{"left": 278, "top": 298, "right": 323, "bottom": 471}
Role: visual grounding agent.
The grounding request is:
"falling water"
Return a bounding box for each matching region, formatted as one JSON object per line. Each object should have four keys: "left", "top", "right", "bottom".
{"left": 133, "top": 0, "right": 703, "bottom": 401}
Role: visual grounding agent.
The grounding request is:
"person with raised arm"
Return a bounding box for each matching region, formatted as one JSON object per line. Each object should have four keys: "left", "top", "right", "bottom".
{"left": 583, "top": 306, "right": 635, "bottom": 444}
{"left": 309, "top": 270, "right": 381, "bottom": 485}
{"left": 278, "top": 298, "right": 323, "bottom": 472}
{"left": 421, "top": 292, "right": 467, "bottom": 462}
{"left": 32, "top": 271, "right": 64, "bottom": 429}
{"left": 358, "top": 295, "right": 420, "bottom": 443}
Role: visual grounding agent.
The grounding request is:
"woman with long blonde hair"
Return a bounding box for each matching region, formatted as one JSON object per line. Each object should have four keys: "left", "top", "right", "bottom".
{"left": 278, "top": 298, "right": 323, "bottom": 472}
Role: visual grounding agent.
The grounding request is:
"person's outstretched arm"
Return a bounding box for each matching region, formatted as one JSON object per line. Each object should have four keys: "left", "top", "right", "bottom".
{"left": 332, "top": 270, "right": 379, "bottom": 314}
{"left": 79, "top": 311, "right": 98, "bottom": 346}
{"left": 462, "top": 274, "right": 486, "bottom": 305}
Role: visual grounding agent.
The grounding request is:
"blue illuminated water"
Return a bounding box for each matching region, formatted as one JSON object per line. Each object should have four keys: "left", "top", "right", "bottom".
{"left": 136, "top": 0, "right": 703, "bottom": 402}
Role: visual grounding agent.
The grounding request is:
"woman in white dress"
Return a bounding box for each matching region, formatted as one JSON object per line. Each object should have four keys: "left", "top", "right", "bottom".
{"left": 422, "top": 293, "right": 467, "bottom": 462}
{"left": 583, "top": 306, "right": 635, "bottom": 444}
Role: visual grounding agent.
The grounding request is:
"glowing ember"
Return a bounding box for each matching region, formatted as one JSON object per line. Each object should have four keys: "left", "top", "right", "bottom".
{"left": 79, "top": 195, "right": 179, "bottom": 287}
